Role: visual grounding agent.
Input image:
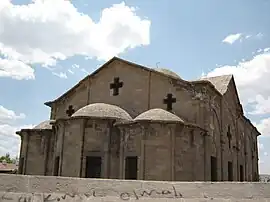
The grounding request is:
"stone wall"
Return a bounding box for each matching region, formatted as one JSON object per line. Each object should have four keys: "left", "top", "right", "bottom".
{"left": 0, "top": 174, "right": 270, "bottom": 202}
{"left": 19, "top": 130, "right": 53, "bottom": 176}
{"left": 143, "top": 124, "right": 173, "bottom": 181}
{"left": 61, "top": 119, "right": 84, "bottom": 177}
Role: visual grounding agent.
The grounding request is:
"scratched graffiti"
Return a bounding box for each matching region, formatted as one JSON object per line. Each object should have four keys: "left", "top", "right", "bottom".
{"left": 119, "top": 186, "right": 183, "bottom": 200}
{"left": 0, "top": 186, "right": 183, "bottom": 201}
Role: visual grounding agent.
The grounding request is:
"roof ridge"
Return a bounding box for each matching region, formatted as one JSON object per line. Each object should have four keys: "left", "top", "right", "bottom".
{"left": 203, "top": 74, "right": 233, "bottom": 79}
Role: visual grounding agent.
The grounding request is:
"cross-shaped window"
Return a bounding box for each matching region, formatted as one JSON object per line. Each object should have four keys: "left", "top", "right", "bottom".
{"left": 66, "top": 105, "right": 75, "bottom": 117}
{"left": 110, "top": 77, "right": 123, "bottom": 96}
{"left": 163, "top": 93, "right": 176, "bottom": 111}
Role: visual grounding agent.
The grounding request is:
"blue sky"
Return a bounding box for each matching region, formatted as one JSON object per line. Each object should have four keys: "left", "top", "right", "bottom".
{"left": 0, "top": 0, "right": 269, "bottom": 174}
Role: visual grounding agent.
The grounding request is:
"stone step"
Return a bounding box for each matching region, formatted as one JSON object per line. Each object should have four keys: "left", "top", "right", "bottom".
{"left": 0, "top": 174, "right": 270, "bottom": 201}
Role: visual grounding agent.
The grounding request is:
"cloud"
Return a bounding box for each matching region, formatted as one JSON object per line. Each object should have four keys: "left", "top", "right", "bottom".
{"left": 0, "top": 105, "right": 33, "bottom": 157}
{"left": 0, "top": 58, "right": 35, "bottom": 80}
{"left": 52, "top": 72, "right": 68, "bottom": 79}
{"left": 0, "top": 0, "right": 151, "bottom": 79}
{"left": 258, "top": 142, "right": 264, "bottom": 150}
{"left": 206, "top": 52, "right": 270, "bottom": 116}
{"left": 256, "top": 33, "right": 263, "bottom": 39}
{"left": 0, "top": 124, "right": 33, "bottom": 157}
{"left": 222, "top": 33, "right": 263, "bottom": 45}
{"left": 264, "top": 47, "right": 270, "bottom": 53}
{"left": 256, "top": 118, "right": 270, "bottom": 137}
{"left": 0, "top": 105, "right": 26, "bottom": 124}
{"left": 67, "top": 69, "right": 74, "bottom": 74}
{"left": 249, "top": 95, "right": 270, "bottom": 115}
{"left": 222, "top": 33, "right": 242, "bottom": 44}
{"left": 72, "top": 64, "right": 80, "bottom": 69}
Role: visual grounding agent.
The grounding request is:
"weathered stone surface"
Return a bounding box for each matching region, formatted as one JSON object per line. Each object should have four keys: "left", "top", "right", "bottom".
{"left": 1, "top": 174, "right": 270, "bottom": 202}
{"left": 17, "top": 57, "right": 260, "bottom": 182}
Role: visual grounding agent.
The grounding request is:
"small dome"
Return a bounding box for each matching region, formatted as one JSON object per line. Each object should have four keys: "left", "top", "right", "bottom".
{"left": 134, "top": 108, "right": 184, "bottom": 123}
{"left": 153, "top": 68, "right": 180, "bottom": 78}
{"left": 71, "top": 103, "right": 132, "bottom": 121}
{"left": 33, "top": 120, "right": 53, "bottom": 130}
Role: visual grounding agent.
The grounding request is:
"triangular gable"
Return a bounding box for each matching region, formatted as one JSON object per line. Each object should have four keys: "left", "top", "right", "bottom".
{"left": 201, "top": 74, "right": 232, "bottom": 95}
{"left": 200, "top": 74, "right": 243, "bottom": 114}
{"left": 224, "top": 75, "right": 244, "bottom": 115}
{"left": 44, "top": 57, "right": 193, "bottom": 107}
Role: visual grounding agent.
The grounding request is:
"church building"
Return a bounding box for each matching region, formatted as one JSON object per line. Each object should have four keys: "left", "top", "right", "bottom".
{"left": 16, "top": 57, "right": 260, "bottom": 181}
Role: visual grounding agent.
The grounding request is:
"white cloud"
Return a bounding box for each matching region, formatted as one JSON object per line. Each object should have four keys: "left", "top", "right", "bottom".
{"left": 258, "top": 142, "right": 264, "bottom": 150}
{"left": 206, "top": 52, "right": 270, "bottom": 116}
{"left": 0, "top": 58, "right": 35, "bottom": 80}
{"left": 222, "top": 33, "right": 242, "bottom": 44}
{"left": 80, "top": 68, "right": 89, "bottom": 74}
{"left": 52, "top": 72, "right": 68, "bottom": 79}
{"left": 0, "top": 0, "right": 151, "bottom": 79}
{"left": 0, "top": 124, "right": 33, "bottom": 157}
{"left": 256, "top": 33, "right": 263, "bottom": 39}
{"left": 256, "top": 118, "right": 270, "bottom": 137}
{"left": 249, "top": 95, "right": 270, "bottom": 115}
{"left": 72, "top": 64, "right": 80, "bottom": 69}
{"left": 67, "top": 69, "right": 74, "bottom": 74}
{"left": 264, "top": 47, "right": 270, "bottom": 52}
{"left": 222, "top": 33, "right": 263, "bottom": 45}
{"left": 0, "top": 105, "right": 33, "bottom": 157}
{"left": 0, "top": 105, "right": 26, "bottom": 124}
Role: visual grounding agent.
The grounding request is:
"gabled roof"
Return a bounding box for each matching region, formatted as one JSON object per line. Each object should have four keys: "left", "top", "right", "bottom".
{"left": 44, "top": 57, "right": 208, "bottom": 106}
{"left": 201, "top": 74, "right": 244, "bottom": 114}
{"left": 200, "top": 74, "right": 233, "bottom": 95}
{"left": 44, "top": 57, "right": 225, "bottom": 107}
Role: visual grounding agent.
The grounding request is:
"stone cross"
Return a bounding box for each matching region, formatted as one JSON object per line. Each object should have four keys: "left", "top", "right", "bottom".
{"left": 110, "top": 77, "right": 123, "bottom": 96}
{"left": 163, "top": 93, "right": 176, "bottom": 111}
{"left": 66, "top": 105, "right": 75, "bottom": 117}
{"left": 227, "top": 126, "right": 232, "bottom": 149}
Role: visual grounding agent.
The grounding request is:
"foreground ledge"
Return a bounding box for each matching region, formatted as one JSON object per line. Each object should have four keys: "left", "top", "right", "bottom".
{"left": 0, "top": 174, "right": 270, "bottom": 201}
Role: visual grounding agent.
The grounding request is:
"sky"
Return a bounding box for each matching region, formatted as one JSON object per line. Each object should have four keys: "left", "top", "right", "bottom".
{"left": 0, "top": 0, "right": 269, "bottom": 174}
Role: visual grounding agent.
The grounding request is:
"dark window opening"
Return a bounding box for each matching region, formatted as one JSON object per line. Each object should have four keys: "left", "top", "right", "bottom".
{"left": 18, "top": 157, "right": 24, "bottom": 174}
{"left": 228, "top": 161, "right": 233, "bottom": 181}
{"left": 85, "top": 156, "right": 102, "bottom": 178}
{"left": 240, "top": 165, "right": 244, "bottom": 182}
{"left": 211, "top": 156, "right": 217, "bottom": 181}
{"left": 125, "top": 156, "right": 138, "bottom": 180}
{"left": 54, "top": 156, "right": 60, "bottom": 176}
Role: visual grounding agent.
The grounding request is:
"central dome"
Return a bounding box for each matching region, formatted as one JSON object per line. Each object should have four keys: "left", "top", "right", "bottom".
{"left": 153, "top": 68, "right": 180, "bottom": 78}
{"left": 71, "top": 103, "right": 132, "bottom": 121}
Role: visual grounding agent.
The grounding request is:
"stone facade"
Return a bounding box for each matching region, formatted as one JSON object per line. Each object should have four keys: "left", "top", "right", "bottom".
{"left": 16, "top": 57, "right": 260, "bottom": 181}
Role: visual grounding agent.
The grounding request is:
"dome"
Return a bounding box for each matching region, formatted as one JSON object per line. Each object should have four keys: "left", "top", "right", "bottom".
{"left": 33, "top": 120, "right": 53, "bottom": 130}
{"left": 134, "top": 108, "right": 184, "bottom": 123}
{"left": 71, "top": 103, "right": 132, "bottom": 121}
{"left": 153, "top": 68, "right": 180, "bottom": 78}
